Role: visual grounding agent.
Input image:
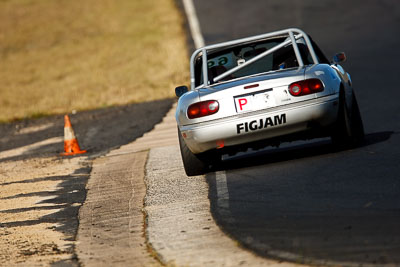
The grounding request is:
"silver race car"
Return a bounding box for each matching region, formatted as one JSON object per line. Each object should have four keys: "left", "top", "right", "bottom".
{"left": 175, "top": 28, "right": 364, "bottom": 176}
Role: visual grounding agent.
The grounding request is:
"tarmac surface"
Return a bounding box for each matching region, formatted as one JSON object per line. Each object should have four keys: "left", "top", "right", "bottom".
{"left": 193, "top": 0, "right": 400, "bottom": 265}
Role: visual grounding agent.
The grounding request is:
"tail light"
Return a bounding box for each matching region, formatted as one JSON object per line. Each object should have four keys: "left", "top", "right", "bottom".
{"left": 289, "top": 79, "right": 324, "bottom": 96}
{"left": 187, "top": 100, "right": 219, "bottom": 119}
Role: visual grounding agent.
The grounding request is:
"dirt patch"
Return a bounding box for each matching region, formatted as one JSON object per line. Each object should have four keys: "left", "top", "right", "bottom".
{"left": 0, "top": 99, "right": 174, "bottom": 266}
{"left": 0, "top": 156, "right": 89, "bottom": 266}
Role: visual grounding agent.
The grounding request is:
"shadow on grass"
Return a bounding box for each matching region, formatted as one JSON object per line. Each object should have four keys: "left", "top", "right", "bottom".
{"left": 0, "top": 99, "right": 175, "bottom": 163}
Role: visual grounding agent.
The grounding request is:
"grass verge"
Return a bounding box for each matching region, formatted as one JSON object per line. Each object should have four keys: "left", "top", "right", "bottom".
{"left": 0, "top": 0, "right": 189, "bottom": 122}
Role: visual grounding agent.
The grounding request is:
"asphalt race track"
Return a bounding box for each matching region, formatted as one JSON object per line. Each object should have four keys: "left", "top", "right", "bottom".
{"left": 191, "top": 0, "right": 400, "bottom": 265}
{"left": 2, "top": 1, "right": 399, "bottom": 266}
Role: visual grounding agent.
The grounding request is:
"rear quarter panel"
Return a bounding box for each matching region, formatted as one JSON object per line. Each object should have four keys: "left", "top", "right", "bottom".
{"left": 175, "top": 90, "right": 200, "bottom": 125}
{"left": 304, "top": 64, "right": 342, "bottom": 96}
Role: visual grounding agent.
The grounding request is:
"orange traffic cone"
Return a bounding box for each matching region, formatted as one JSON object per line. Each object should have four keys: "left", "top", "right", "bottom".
{"left": 61, "top": 115, "right": 87, "bottom": 156}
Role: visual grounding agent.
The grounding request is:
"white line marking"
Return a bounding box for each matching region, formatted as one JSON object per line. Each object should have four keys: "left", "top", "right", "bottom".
{"left": 182, "top": 0, "right": 232, "bottom": 222}
{"left": 215, "top": 171, "right": 235, "bottom": 223}
{"left": 182, "top": 0, "right": 205, "bottom": 49}
{"left": 215, "top": 171, "right": 229, "bottom": 209}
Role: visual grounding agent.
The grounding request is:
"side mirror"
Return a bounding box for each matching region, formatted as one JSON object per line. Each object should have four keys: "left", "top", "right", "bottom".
{"left": 332, "top": 52, "right": 346, "bottom": 64}
{"left": 175, "top": 85, "right": 188, "bottom": 98}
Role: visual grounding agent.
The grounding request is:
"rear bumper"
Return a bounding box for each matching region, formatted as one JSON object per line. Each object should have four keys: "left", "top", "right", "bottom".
{"left": 179, "top": 94, "right": 339, "bottom": 154}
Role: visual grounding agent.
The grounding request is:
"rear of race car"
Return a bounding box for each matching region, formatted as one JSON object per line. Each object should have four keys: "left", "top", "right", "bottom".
{"left": 176, "top": 64, "right": 340, "bottom": 155}
{"left": 174, "top": 28, "right": 354, "bottom": 175}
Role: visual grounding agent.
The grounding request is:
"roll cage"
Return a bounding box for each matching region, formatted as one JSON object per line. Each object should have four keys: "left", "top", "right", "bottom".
{"left": 190, "top": 28, "right": 321, "bottom": 90}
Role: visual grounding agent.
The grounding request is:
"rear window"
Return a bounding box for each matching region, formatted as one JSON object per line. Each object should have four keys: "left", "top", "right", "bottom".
{"left": 194, "top": 37, "right": 328, "bottom": 87}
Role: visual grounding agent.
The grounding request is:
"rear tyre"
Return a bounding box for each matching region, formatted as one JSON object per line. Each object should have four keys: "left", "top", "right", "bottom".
{"left": 331, "top": 90, "right": 365, "bottom": 148}
{"left": 350, "top": 92, "right": 365, "bottom": 144}
{"left": 178, "top": 128, "right": 209, "bottom": 176}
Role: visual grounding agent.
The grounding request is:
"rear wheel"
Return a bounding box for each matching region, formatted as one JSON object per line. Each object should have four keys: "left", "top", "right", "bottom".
{"left": 350, "top": 92, "right": 365, "bottom": 143}
{"left": 331, "top": 90, "right": 365, "bottom": 147}
{"left": 178, "top": 128, "right": 215, "bottom": 176}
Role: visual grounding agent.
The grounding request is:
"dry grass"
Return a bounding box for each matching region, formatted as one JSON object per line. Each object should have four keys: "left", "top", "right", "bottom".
{"left": 0, "top": 0, "right": 189, "bottom": 122}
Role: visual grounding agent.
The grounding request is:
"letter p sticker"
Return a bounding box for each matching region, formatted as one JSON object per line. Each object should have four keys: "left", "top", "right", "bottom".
{"left": 238, "top": 98, "right": 247, "bottom": 111}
